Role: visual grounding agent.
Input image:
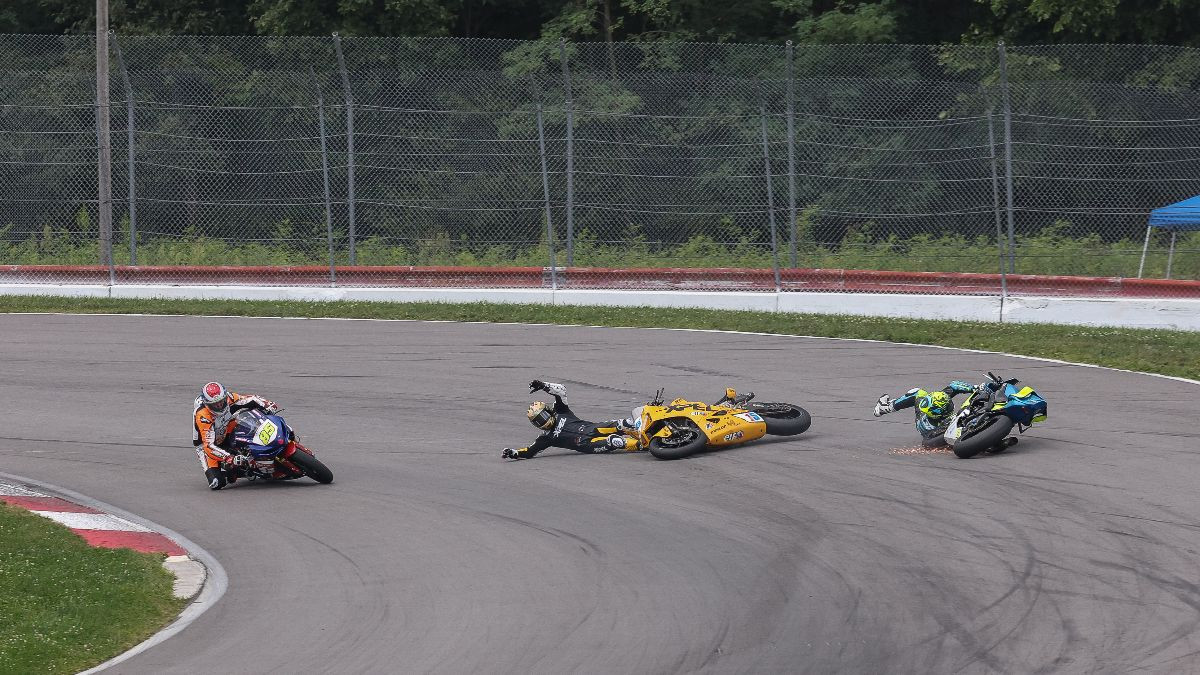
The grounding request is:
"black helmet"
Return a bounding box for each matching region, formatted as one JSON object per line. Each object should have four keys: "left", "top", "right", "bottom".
{"left": 527, "top": 401, "right": 555, "bottom": 430}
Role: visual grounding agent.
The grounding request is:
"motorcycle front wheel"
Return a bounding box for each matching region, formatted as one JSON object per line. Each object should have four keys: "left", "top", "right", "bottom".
{"left": 951, "top": 416, "right": 1014, "bottom": 459}
{"left": 647, "top": 419, "right": 708, "bottom": 460}
{"left": 287, "top": 447, "right": 334, "bottom": 483}
{"left": 748, "top": 402, "right": 812, "bottom": 436}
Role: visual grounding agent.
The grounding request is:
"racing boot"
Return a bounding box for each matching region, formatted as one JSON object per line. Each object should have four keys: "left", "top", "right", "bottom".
{"left": 205, "top": 467, "right": 228, "bottom": 490}
{"left": 989, "top": 437, "right": 1018, "bottom": 454}
{"left": 606, "top": 434, "right": 642, "bottom": 452}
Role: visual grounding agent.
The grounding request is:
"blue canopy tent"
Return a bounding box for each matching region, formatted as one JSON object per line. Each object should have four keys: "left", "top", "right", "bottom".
{"left": 1140, "top": 194, "right": 1200, "bottom": 278}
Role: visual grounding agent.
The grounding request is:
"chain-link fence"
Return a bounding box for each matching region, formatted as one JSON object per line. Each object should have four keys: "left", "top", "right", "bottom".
{"left": 2, "top": 34, "right": 1199, "bottom": 297}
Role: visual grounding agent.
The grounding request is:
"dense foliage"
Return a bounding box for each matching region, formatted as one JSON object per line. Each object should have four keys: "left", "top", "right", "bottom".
{"left": 3, "top": 5, "right": 1198, "bottom": 280}
{"left": 4, "top": 0, "right": 1200, "bottom": 46}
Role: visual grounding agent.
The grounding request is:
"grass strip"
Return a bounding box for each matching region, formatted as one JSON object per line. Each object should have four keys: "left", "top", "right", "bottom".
{"left": 0, "top": 504, "right": 185, "bottom": 674}
{"left": 2, "top": 295, "right": 1198, "bottom": 380}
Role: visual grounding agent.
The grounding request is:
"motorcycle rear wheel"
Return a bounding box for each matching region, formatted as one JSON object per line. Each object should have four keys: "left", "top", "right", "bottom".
{"left": 647, "top": 419, "right": 708, "bottom": 460}
{"left": 287, "top": 448, "right": 334, "bottom": 484}
{"left": 748, "top": 402, "right": 811, "bottom": 436}
{"left": 952, "top": 416, "right": 1014, "bottom": 459}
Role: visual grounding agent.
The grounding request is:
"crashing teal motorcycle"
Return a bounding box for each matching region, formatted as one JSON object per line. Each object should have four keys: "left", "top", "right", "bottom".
{"left": 945, "top": 372, "right": 1048, "bottom": 459}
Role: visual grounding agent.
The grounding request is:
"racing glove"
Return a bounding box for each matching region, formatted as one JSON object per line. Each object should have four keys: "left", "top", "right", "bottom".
{"left": 529, "top": 380, "right": 545, "bottom": 393}
{"left": 502, "top": 447, "right": 526, "bottom": 460}
{"left": 948, "top": 380, "right": 975, "bottom": 394}
{"left": 873, "top": 395, "right": 894, "bottom": 417}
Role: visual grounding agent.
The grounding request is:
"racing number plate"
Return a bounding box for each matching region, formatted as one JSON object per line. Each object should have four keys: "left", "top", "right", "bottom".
{"left": 256, "top": 420, "right": 278, "bottom": 445}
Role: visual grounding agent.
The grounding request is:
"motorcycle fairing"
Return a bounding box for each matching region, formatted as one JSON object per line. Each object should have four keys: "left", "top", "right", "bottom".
{"left": 230, "top": 410, "right": 293, "bottom": 459}
{"left": 637, "top": 395, "right": 767, "bottom": 448}
{"left": 999, "top": 383, "right": 1047, "bottom": 426}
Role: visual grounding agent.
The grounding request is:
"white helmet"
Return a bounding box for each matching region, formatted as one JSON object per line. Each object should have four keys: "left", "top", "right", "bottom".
{"left": 201, "top": 381, "right": 231, "bottom": 413}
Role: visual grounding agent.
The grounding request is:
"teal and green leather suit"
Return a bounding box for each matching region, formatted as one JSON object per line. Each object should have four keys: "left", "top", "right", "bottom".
{"left": 891, "top": 380, "right": 976, "bottom": 441}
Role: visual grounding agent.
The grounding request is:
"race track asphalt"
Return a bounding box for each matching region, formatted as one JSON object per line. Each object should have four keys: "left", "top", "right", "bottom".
{"left": 1, "top": 313, "right": 1198, "bottom": 674}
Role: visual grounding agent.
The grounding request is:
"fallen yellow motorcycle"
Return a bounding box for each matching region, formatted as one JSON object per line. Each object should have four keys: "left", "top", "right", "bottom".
{"left": 630, "top": 388, "right": 811, "bottom": 460}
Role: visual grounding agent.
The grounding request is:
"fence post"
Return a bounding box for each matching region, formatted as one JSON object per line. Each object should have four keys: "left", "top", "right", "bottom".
{"left": 536, "top": 103, "right": 558, "bottom": 290}
{"left": 1166, "top": 231, "right": 1178, "bottom": 279}
{"left": 113, "top": 36, "right": 137, "bottom": 265}
{"left": 760, "top": 107, "right": 781, "bottom": 293}
{"left": 987, "top": 108, "right": 1008, "bottom": 321}
{"left": 785, "top": 40, "right": 797, "bottom": 269}
{"left": 314, "top": 76, "right": 336, "bottom": 286}
{"left": 96, "top": 25, "right": 114, "bottom": 283}
{"left": 332, "top": 34, "right": 357, "bottom": 265}
{"left": 559, "top": 39, "right": 575, "bottom": 267}
{"left": 997, "top": 41, "right": 1017, "bottom": 275}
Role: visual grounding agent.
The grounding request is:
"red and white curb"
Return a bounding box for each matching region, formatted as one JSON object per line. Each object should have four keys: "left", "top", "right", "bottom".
{"left": 0, "top": 472, "right": 227, "bottom": 674}
{"left": 0, "top": 479, "right": 206, "bottom": 599}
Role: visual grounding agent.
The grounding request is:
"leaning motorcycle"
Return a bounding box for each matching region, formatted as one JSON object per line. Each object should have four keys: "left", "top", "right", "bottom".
{"left": 944, "top": 372, "right": 1048, "bottom": 459}
{"left": 631, "top": 388, "right": 811, "bottom": 460}
{"left": 226, "top": 408, "right": 334, "bottom": 484}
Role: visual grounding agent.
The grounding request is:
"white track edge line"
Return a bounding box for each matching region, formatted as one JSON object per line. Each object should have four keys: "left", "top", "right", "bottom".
{"left": 0, "top": 471, "right": 228, "bottom": 675}
{"left": 6, "top": 310, "right": 1198, "bottom": 387}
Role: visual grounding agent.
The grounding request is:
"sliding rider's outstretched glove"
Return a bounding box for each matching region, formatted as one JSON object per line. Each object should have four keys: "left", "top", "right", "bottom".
{"left": 529, "top": 380, "right": 566, "bottom": 398}
{"left": 873, "top": 395, "right": 894, "bottom": 417}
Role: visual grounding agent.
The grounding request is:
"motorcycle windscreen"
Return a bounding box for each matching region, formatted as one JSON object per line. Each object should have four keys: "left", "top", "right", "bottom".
{"left": 230, "top": 410, "right": 288, "bottom": 458}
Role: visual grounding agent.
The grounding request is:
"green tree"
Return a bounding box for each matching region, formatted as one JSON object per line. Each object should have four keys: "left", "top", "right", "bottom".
{"left": 250, "top": 0, "right": 457, "bottom": 36}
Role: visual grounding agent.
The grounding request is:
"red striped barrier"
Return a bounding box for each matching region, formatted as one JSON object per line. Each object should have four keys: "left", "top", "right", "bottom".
{"left": 1, "top": 264, "right": 1197, "bottom": 298}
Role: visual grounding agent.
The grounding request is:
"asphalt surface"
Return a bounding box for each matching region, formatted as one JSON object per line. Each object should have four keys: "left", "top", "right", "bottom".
{"left": 2, "top": 313, "right": 1198, "bottom": 674}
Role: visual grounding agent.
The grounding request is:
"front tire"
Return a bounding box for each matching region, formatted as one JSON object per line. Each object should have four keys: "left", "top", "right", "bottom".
{"left": 647, "top": 419, "right": 708, "bottom": 460}
{"left": 749, "top": 402, "right": 811, "bottom": 436}
{"left": 952, "top": 416, "right": 1014, "bottom": 459}
{"left": 288, "top": 448, "right": 334, "bottom": 483}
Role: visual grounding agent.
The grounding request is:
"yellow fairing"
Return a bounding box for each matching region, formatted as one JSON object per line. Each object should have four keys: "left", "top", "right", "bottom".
{"left": 633, "top": 395, "right": 768, "bottom": 449}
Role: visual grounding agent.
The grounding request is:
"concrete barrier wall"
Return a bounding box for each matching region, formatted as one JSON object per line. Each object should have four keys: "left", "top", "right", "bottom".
{"left": 2, "top": 283, "right": 1196, "bottom": 331}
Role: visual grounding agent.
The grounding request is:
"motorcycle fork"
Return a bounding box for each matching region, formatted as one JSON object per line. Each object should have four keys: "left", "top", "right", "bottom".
{"left": 274, "top": 441, "right": 304, "bottom": 476}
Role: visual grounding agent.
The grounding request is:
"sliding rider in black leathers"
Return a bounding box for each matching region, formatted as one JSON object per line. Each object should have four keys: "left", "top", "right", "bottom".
{"left": 502, "top": 380, "right": 642, "bottom": 460}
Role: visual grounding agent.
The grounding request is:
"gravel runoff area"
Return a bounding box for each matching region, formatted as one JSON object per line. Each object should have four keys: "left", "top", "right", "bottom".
{"left": 1, "top": 312, "right": 1197, "bottom": 673}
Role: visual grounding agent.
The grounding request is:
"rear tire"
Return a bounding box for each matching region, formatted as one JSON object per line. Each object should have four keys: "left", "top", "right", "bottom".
{"left": 749, "top": 402, "right": 811, "bottom": 436}
{"left": 647, "top": 419, "right": 708, "bottom": 460}
{"left": 952, "top": 416, "right": 1014, "bottom": 459}
{"left": 288, "top": 448, "right": 334, "bottom": 483}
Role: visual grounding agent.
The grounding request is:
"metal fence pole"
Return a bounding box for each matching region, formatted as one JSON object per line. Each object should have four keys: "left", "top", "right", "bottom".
{"left": 760, "top": 107, "right": 781, "bottom": 293}
{"left": 315, "top": 78, "right": 336, "bottom": 286}
{"left": 536, "top": 103, "right": 558, "bottom": 290}
{"left": 96, "top": 22, "right": 114, "bottom": 282}
{"left": 559, "top": 39, "right": 575, "bottom": 267}
{"left": 785, "top": 40, "right": 797, "bottom": 269}
{"left": 987, "top": 108, "right": 1007, "bottom": 321}
{"left": 332, "top": 33, "right": 356, "bottom": 265}
{"left": 113, "top": 36, "right": 137, "bottom": 265}
{"left": 1166, "top": 231, "right": 1178, "bottom": 279}
{"left": 998, "top": 41, "right": 1017, "bottom": 275}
